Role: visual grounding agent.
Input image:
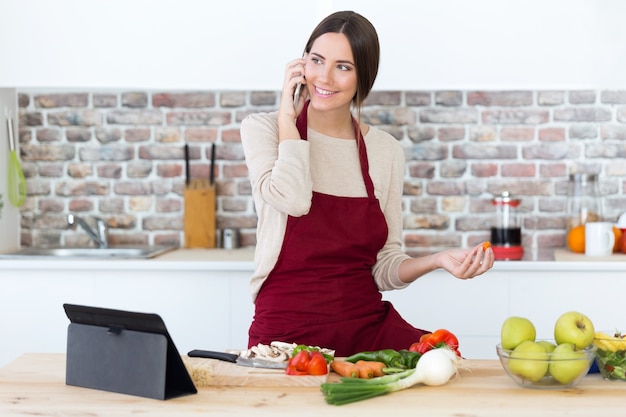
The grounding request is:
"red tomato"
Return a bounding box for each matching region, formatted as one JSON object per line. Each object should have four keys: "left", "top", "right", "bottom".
{"left": 285, "top": 350, "right": 329, "bottom": 376}
{"left": 306, "top": 351, "right": 328, "bottom": 376}
{"left": 286, "top": 350, "right": 310, "bottom": 375}
{"left": 286, "top": 365, "right": 309, "bottom": 375}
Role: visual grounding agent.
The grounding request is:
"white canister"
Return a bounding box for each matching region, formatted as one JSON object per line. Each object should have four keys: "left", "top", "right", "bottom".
{"left": 585, "top": 222, "right": 614, "bottom": 256}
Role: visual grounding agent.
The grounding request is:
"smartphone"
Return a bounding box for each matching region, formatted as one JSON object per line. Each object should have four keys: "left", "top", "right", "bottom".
{"left": 293, "top": 52, "right": 307, "bottom": 107}
{"left": 293, "top": 83, "right": 302, "bottom": 108}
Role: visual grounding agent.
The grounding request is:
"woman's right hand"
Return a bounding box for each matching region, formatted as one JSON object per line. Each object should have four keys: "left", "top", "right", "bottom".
{"left": 279, "top": 56, "right": 308, "bottom": 122}
{"left": 436, "top": 242, "right": 495, "bottom": 280}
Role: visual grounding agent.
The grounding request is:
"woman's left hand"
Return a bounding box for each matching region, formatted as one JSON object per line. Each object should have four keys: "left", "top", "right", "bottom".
{"left": 438, "top": 242, "right": 495, "bottom": 280}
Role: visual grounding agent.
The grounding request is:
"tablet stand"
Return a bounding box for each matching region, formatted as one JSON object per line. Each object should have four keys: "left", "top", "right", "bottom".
{"left": 64, "top": 306, "right": 197, "bottom": 400}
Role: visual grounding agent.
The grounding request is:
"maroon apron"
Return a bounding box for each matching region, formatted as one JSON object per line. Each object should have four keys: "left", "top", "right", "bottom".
{"left": 248, "top": 101, "right": 428, "bottom": 356}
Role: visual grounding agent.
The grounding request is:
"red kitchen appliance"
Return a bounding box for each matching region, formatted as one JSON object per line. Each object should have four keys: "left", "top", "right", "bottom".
{"left": 491, "top": 191, "right": 523, "bottom": 260}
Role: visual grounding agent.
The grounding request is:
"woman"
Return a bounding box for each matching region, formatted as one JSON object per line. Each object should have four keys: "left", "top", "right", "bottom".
{"left": 241, "top": 11, "right": 494, "bottom": 356}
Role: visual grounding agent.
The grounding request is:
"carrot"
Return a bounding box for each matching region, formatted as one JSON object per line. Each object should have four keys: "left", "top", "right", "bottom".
{"left": 356, "top": 360, "right": 386, "bottom": 377}
{"left": 355, "top": 362, "right": 374, "bottom": 379}
{"left": 482, "top": 241, "right": 491, "bottom": 251}
{"left": 330, "top": 360, "right": 359, "bottom": 378}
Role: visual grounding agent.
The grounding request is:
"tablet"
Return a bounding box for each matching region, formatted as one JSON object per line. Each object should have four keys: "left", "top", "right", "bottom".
{"left": 63, "top": 303, "right": 197, "bottom": 399}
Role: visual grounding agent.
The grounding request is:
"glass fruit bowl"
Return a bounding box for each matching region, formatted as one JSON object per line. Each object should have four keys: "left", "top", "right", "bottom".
{"left": 593, "top": 331, "right": 626, "bottom": 381}
{"left": 496, "top": 341, "right": 596, "bottom": 389}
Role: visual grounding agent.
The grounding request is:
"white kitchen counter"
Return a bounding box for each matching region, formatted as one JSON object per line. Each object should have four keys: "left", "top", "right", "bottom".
{"left": 1, "top": 247, "right": 624, "bottom": 272}
{"left": 0, "top": 247, "right": 625, "bottom": 369}
{"left": 0, "top": 248, "right": 256, "bottom": 271}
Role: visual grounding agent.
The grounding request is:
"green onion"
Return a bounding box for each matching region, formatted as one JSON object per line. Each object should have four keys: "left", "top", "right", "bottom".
{"left": 321, "top": 369, "right": 414, "bottom": 405}
{"left": 320, "top": 348, "right": 459, "bottom": 405}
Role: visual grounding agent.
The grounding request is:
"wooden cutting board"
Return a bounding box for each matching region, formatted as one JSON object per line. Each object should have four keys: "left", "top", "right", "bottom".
{"left": 182, "top": 356, "right": 329, "bottom": 387}
{"left": 554, "top": 248, "right": 626, "bottom": 262}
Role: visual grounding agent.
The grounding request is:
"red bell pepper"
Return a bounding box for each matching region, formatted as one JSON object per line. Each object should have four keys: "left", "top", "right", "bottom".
{"left": 408, "top": 329, "right": 461, "bottom": 356}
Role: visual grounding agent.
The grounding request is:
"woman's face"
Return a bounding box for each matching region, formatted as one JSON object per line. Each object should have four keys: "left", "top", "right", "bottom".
{"left": 304, "top": 32, "right": 357, "bottom": 112}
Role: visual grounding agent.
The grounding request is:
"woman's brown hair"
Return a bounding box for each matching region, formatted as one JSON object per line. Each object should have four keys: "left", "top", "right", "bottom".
{"left": 303, "top": 11, "right": 380, "bottom": 111}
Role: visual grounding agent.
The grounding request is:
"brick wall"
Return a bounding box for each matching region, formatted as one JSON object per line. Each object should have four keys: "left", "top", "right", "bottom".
{"left": 16, "top": 89, "right": 626, "bottom": 256}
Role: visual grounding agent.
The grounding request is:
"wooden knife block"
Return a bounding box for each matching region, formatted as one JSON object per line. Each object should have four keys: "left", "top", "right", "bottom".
{"left": 184, "top": 179, "right": 216, "bottom": 248}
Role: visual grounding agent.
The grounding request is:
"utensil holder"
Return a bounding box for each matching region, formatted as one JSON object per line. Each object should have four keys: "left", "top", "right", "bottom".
{"left": 184, "top": 179, "right": 216, "bottom": 248}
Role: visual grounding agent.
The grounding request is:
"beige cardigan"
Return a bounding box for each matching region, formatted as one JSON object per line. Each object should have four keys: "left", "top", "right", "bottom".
{"left": 240, "top": 112, "right": 411, "bottom": 302}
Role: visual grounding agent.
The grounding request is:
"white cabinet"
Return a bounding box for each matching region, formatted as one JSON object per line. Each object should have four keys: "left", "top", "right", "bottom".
{"left": 384, "top": 262, "right": 626, "bottom": 359}
{"left": 0, "top": 256, "right": 255, "bottom": 367}
{"left": 0, "top": 250, "right": 624, "bottom": 367}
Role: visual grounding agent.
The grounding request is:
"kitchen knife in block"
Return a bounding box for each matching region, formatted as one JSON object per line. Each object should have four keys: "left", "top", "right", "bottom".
{"left": 184, "top": 179, "right": 216, "bottom": 248}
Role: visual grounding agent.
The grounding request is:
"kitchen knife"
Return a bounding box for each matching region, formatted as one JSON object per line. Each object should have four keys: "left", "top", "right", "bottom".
{"left": 184, "top": 144, "right": 190, "bottom": 186}
{"left": 187, "top": 349, "right": 287, "bottom": 369}
{"left": 209, "top": 143, "right": 215, "bottom": 185}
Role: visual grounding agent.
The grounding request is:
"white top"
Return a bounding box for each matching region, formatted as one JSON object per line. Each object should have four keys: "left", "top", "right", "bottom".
{"left": 240, "top": 111, "right": 412, "bottom": 301}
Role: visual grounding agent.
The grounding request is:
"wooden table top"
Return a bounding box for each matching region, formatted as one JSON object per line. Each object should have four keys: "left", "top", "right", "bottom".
{"left": 1, "top": 353, "right": 626, "bottom": 417}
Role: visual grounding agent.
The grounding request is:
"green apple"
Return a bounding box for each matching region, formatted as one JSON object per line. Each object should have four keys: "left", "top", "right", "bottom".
{"left": 548, "top": 343, "right": 589, "bottom": 385}
{"left": 501, "top": 316, "right": 536, "bottom": 350}
{"left": 537, "top": 340, "right": 557, "bottom": 353}
{"left": 554, "top": 311, "right": 595, "bottom": 349}
{"left": 537, "top": 341, "right": 558, "bottom": 379}
{"left": 507, "top": 341, "right": 549, "bottom": 382}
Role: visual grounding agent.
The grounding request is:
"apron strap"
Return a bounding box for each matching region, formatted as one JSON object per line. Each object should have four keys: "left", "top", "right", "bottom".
{"left": 295, "top": 100, "right": 309, "bottom": 140}
{"left": 295, "top": 100, "right": 375, "bottom": 198}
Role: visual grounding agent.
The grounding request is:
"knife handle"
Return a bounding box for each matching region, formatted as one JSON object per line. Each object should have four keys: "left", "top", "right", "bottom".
{"left": 187, "top": 349, "right": 239, "bottom": 362}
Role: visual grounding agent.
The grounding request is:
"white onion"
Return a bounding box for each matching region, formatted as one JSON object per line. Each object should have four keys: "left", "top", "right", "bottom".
{"left": 411, "top": 348, "right": 459, "bottom": 386}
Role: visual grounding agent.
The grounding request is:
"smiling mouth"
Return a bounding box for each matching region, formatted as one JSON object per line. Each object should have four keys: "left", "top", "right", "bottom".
{"left": 315, "top": 86, "right": 336, "bottom": 96}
